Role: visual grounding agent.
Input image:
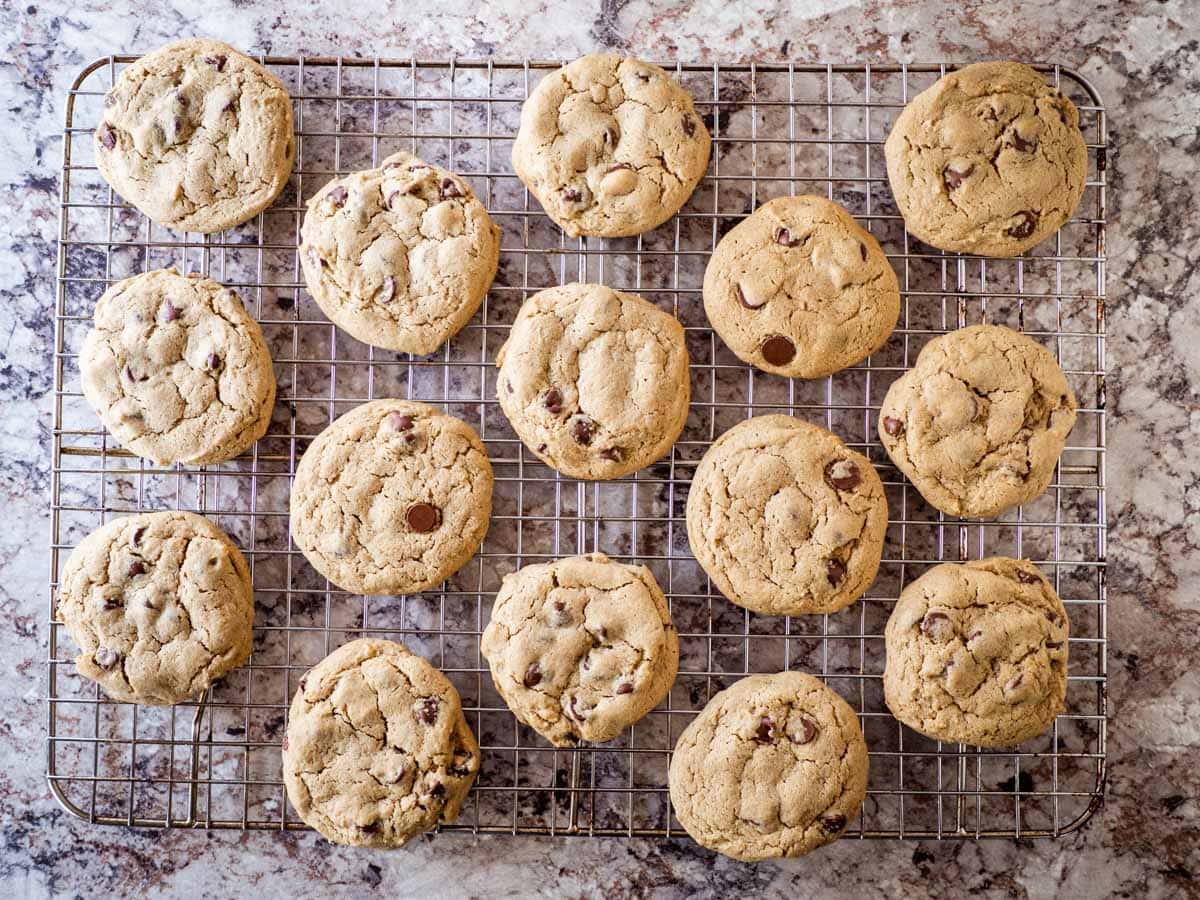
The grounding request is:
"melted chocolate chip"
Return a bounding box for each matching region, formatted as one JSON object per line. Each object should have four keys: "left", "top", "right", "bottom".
{"left": 523, "top": 662, "right": 542, "bottom": 688}
{"left": 921, "top": 611, "right": 954, "bottom": 641}
{"left": 774, "top": 227, "right": 802, "bottom": 247}
{"left": 299, "top": 677, "right": 308, "bottom": 692}
{"left": 859, "top": 242, "right": 867, "bottom": 261}
{"left": 326, "top": 185, "right": 348, "bottom": 208}
{"left": 98, "top": 123, "right": 117, "bottom": 150}
{"left": 562, "top": 187, "right": 583, "bottom": 202}
{"left": 406, "top": 502, "right": 441, "bottom": 533}
{"left": 1016, "top": 569, "right": 1041, "bottom": 584}
{"left": 1011, "top": 130, "right": 1038, "bottom": 152}
{"left": 132, "top": 526, "right": 146, "bottom": 546}
{"left": 1007, "top": 211, "right": 1038, "bottom": 240}
{"left": 754, "top": 715, "right": 777, "bottom": 743}
{"left": 882, "top": 416, "right": 904, "bottom": 436}
{"left": 377, "top": 276, "right": 395, "bottom": 303}
{"left": 439, "top": 177, "right": 462, "bottom": 200}
{"left": 942, "top": 163, "right": 974, "bottom": 192}
{"left": 417, "top": 698, "right": 439, "bottom": 724}
{"left": 604, "top": 163, "right": 632, "bottom": 174}
{"left": 826, "top": 558, "right": 846, "bottom": 587}
{"left": 159, "top": 300, "right": 180, "bottom": 323}
{"left": 824, "top": 459, "right": 862, "bottom": 491}
{"left": 604, "top": 125, "right": 619, "bottom": 148}
{"left": 94, "top": 647, "right": 119, "bottom": 670}
{"left": 206, "top": 352, "right": 221, "bottom": 372}
{"left": 616, "top": 681, "right": 634, "bottom": 695}
{"left": 736, "top": 283, "right": 765, "bottom": 310}
{"left": 386, "top": 189, "right": 401, "bottom": 209}
{"left": 542, "top": 388, "right": 563, "bottom": 415}
{"left": 1045, "top": 640, "right": 1063, "bottom": 650}
{"left": 682, "top": 114, "right": 696, "bottom": 138}
{"left": 549, "top": 599, "right": 572, "bottom": 627}
{"left": 600, "top": 447, "right": 622, "bottom": 463}
{"left": 568, "top": 695, "right": 586, "bottom": 720}
{"left": 388, "top": 412, "right": 414, "bottom": 432}
{"left": 128, "top": 560, "right": 146, "bottom": 577}
{"left": 103, "top": 596, "right": 123, "bottom": 610}
{"left": 819, "top": 813, "right": 847, "bottom": 833}
{"left": 429, "top": 780, "right": 446, "bottom": 797}
{"left": 570, "top": 416, "right": 597, "bottom": 445}
{"left": 967, "top": 630, "right": 983, "bottom": 644}
{"left": 1005, "top": 673, "right": 1024, "bottom": 692}
{"left": 761, "top": 334, "right": 795, "bottom": 366}
{"left": 203, "top": 54, "right": 228, "bottom": 71}
{"left": 790, "top": 716, "right": 819, "bottom": 745}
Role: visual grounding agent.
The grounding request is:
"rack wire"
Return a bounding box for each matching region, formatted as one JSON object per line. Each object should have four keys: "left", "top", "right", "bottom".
{"left": 48, "top": 56, "right": 1107, "bottom": 841}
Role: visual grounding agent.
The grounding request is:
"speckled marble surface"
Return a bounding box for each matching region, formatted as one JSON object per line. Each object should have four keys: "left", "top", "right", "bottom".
{"left": 3, "top": 1, "right": 1199, "bottom": 897}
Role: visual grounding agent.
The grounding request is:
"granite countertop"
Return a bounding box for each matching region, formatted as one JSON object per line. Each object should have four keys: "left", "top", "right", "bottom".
{"left": 3, "top": 1, "right": 1198, "bottom": 897}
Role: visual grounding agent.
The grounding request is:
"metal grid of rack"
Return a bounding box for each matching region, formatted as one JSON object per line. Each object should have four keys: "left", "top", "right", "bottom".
{"left": 48, "top": 56, "right": 1107, "bottom": 840}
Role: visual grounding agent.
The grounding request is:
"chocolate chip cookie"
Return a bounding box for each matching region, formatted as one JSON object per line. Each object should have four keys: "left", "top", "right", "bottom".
{"left": 512, "top": 53, "right": 711, "bottom": 237}
{"left": 668, "top": 671, "right": 869, "bottom": 861}
{"left": 686, "top": 415, "right": 888, "bottom": 616}
{"left": 299, "top": 151, "right": 500, "bottom": 355}
{"left": 290, "top": 400, "right": 493, "bottom": 595}
{"left": 56, "top": 511, "right": 254, "bottom": 705}
{"left": 80, "top": 268, "right": 277, "bottom": 466}
{"left": 480, "top": 552, "right": 678, "bottom": 746}
{"left": 283, "top": 638, "right": 480, "bottom": 847}
{"left": 496, "top": 283, "right": 690, "bottom": 479}
{"left": 703, "top": 196, "right": 900, "bottom": 378}
{"left": 95, "top": 39, "right": 294, "bottom": 233}
{"left": 884, "top": 557, "right": 1069, "bottom": 747}
{"left": 884, "top": 61, "right": 1087, "bottom": 256}
{"left": 877, "top": 324, "right": 1077, "bottom": 519}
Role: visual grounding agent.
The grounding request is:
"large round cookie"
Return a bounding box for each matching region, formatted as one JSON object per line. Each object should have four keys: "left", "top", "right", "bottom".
{"left": 56, "top": 511, "right": 254, "bottom": 705}
{"left": 283, "top": 638, "right": 480, "bottom": 847}
{"left": 703, "top": 196, "right": 900, "bottom": 379}
{"left": 686, "top": 415, "right": 888, "bottom": 616}
{"left": 512, "top": 53, "right": 711, "bottom": 237}
{"left": 80, "top": 268, "right": 277, "bottom": 466}
{"left": 877, "top": 324, "right": 1077, "bottom": 518}
{"left": 480, "top": 552, "right": 678, "bottom": 746}
{"left": 668, "top": 672, "right": 869, "bottom": 861}
{"left": 299, "top": 151, "right": 500, "bottom": 355}
{"left": 496, "top": 283, "right": 690, "bottom": 480}
{"left": 95, "top": 39, "right": 294, "bottom": 233}
{"left": 884, "top": 557, "right": 1069, "bottom": 747}
{"left": 290, "top": 400, "right": 493, "bottom": 595}
{"left": 884, "top": 61, "right": 1087, "bottom": 256}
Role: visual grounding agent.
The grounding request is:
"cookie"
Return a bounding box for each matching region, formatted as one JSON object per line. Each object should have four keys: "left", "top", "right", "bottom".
{"left": 95, "top": 39, "right": 294, "bottom": 233}
{"left": 299, "top": 151, "right": 500, "bottom": 355}
{"left": 480, "top": 552, "right": 678, "bottom": 746}
{"left": 79, "top": 268, "right": 277, "bottom": 466}
{"left": 703, "top": 196, "right": 900, "bottom": 379}
{"left": 512, "top": 53, "right": 711, "bottom": 237}
{"left": 686, "top": 415, "right": 888, "bottom": 616}
{"left": 884, "top": 557, "right": 1069, "bottom": 747}
{"left": 283, "top": 638, "right": 480, "bottom": 847}
{"left": 668, "top": 671, "right": 869, "bottom": 861}
{"left": 56, "top": 511, "right": 254, "bottom": 706}
{"left": 495, "top": 283, "right": 690, "bottom": 479}
{"left": 884, "top": 61, "right": 1087, "bottom": 256}
{"left": 290, "top": 400, "right": 493, "bottom": 595}
{"left": 877, "top": 324, "right": 1077, "bottom": 518}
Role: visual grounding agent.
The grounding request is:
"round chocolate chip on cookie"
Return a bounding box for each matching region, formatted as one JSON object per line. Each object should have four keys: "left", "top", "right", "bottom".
{"left": 883, "top": 557, "right": 1069, "bottom": 746}
{"left": 668, "top": 671, "right": 869, "bottom": 861}
{"left": 481, "top": 552, "right": 678, "bottom": 746}
{"left": 56, "top": 511, "right": 254, "bottom": 705}
{"left": 289, "top": 400, "right": 493, "bottom": 595}
{"left": 704, "top": 196, "right": 900, "bottom": 378}
{"left": 884, "top": 61, "right": 1087, "bottom": 256}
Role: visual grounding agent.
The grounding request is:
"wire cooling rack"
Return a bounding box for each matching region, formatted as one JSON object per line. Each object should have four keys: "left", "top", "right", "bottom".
{"left": 48, "top": 56, "right": 1107, "bottom": 841}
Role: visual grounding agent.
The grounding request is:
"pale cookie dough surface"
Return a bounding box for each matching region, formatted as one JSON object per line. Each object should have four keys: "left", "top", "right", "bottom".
{"left": 95, "top": 39, "right": 294, "bottom": 233}
{"left": 480, "top": 552, "right": 678, "bottom": 747}
{"left": 512, "top": 53, "right": 711, "bottom": 237}
{"left": 686, "top": 415, "right": 888, "bottom": 616}
{"left": 496, "top": 283, "right": 690, "bottom": 479}
{"left": 668, "top": 671, "right": 869, "bottom": 861}
{"left": 883, "top": 557, "right": 1069, "bottom": 747}
{"left": 290, "top": 400, "right": 493, "bottom": 595}
{"left": 703, "top": 196, "right": 900, "bottom": 379}
{"left": 80, "top": 268, "right": 277, "bottom": 466}
{"left": 56, "top": 511, "right": 254, "bottom": 706}
{"left": 884, "top": 60, "right": 1087, "bottom": 257}
{"left": 283, "top": 638, "right": 480, "bottom": 848}
{"left": 877, "top": 324, "right": 1077, "bottom": 519}
{"left": 299, "top": 151, "right": 500, "bottom": 355}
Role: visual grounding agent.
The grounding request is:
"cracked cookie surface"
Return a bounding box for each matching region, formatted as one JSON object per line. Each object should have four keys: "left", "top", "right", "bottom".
{"left": 95, "top": 39, "right": 294, "bottom": 233}
{"left": 299, "top": 151, "right": 500, "bottom": 355}
{"left": 883, "top": 557, "right": 1069, "bottom": 747}
{"left": 512, "top": 53, "right": 710, "bottom": 237}
{"left": 884, "top": 61, "right": 1087, "bottom": 256}
{"left": 668, "top": 671, "right": 868, "bottom": 861}
{"left": 496, "top": 283, "right": 690, "bottom": 479}
{"left": 57, "top": 511, "right": 254, "bottom": 706}
{"left": 704, "top": 196, "right": 900, "bottom": 378}
{"left": 290, "top": 400, "right": 493, "bottom": 595}
{"left": 80, "top": 267, "right": 277, "bottom": 466}
{"left": 480, "top": 552, "right": 678, "bottom": 746}
{"left": 877, "top": 324, "right": 1077, "bottom": 518}
{"left": 686, "top": 415, "right": 888, "bottom": 616}
{"left": 283, "top": 638, "right": 480, "bottom": 847}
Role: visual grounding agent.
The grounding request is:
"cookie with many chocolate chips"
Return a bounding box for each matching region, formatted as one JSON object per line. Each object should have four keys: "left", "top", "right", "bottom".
{"left": 703, "top": 196, "right": 900, "bottom": 379}
{"left": 480, "top": 552, "right": 678, "bottom": 746}
{"left": 496, "top": 283, "right": 690, "bottom": 479}
{"left": 877, "top": 324, "right": 1077, "bottom": 518}
{"left": 668, "top": 671, "right": 869, "bottom": 861}
{"left": 884, "top": 61, "right": 1087, "bottom": 256}
{"left": 686, "top": 415, "right": 888, "bottom": 616}
{"left": 512, "top": 53, "right": 711, "bottom": 237}
{"left": 884, "top": 557, "right": 1069, "bottom": 747}
{"left": 283, "top": 638, "right": 480, "bottom": 847}
{"left": 290, "top": 400, "right": 493, "bottom": 595}
{"left": 56, "top": 511, "right": 254, "bottom": 705}
{"left": 95, "top": 39, "right": 294, "bottom": 233}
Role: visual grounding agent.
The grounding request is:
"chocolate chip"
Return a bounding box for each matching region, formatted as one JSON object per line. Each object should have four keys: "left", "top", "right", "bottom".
{"left": 523, "top": 662, "right": 542, "bottom": 688}
{"left": 604, "top": 163, "right": 632, "bottom": 174}
{"left": 103, "top": 596, "right": 123, "bottom": 610}
{"left": 882, "top": 416, "right": 904, "bottom": 436}
{"left": 132, "top": 526, "right": 146, "bottom": 546}
{"left": 536, "top": 443, "right": 548, "bottom": 453}
{"left": 824, "top": 459, "right": 862, "bottom": 491}
{"left": 159, "top": 300, "right": 180, "bottom": 323}
{"left": 388, "top": 412, "right": 414, "bottom": 432}
{"left": 616, "top": 681, "right": 634, "bottom": 695}
{"left": 1011, "top": 130, "right": 1038, "bottom": 152}
{"left": 570, "top": 416, "right": 597, "bottom": 445}
{"left": 921, "top": 611, "right": 954, "bottom": 641}
{"left": 826, "top": 558, "right": 846, "bottom": 587}
{"left": 1005, "top": 673, "right": 1024, "bottom": 692}
{"left": 774, "top": 227, "right": 802, "bottom": 247}
{"left": 790, "top": 716, "right": 819, "bottom": 745}
{"left": 542, "top": 388, "right": 563, "bottom": 415}
{"left": 859, "top": 242, "right": 867, "bottom": 261}
{"left": 1044, "top": 609, "right": 1059, "bottom": 624}
{"left": 203, "top": 54, "right": 227, "bottom": 71}
{"left": 942, "top": 163, "right": 974, "bottom": 192}
{"left": 417, "top": 698, "right": 439, "bottom": 724}
{"left": 568, "top": 695, "right": 587, "bottom": 720}
{"left": 1016, "top": 569, "right": 1041, "bottom": 584}
{"left": 439, "top": 177, "right": 462, "bottom": 200}
{"left": 600, "top": 447, "right": 622, "bottom": 463}
{"left": 967, "top": 630, "right": 983, "bottom": 644}
{"left": 361, "top": 821, "right": 379, "bottom": 834}
{"left": 406, "top": 502, "right": 441, "bottom": 533}
{"left": 128, "top": 560, "right": 146, "bottom": 577}
{"left": 94, "top": 647, "right": 119, "bottom": 670}
{"left": 98, "top": 123, "right": 117, "bottom": 150}
{"left": 761, "top": 335, "right": 795, "bottom": 366}
{"left": 206, "top": 352, "right": 221, "bottom": 371}
{"left": 1045, "top": 641, "right": 1064, "bottom": 650}
{"left": 819, "top": 813, "right": 847, "bottom": 833}
{"left": 386, "top": 189, "right": 401, "bottom": 210}
{"left": 549, "top": 600, "right": 572, "bottom": 627}
{"left": 299, "top": 677, "right": 308, "bottom": 692}
{"left": 562, "top": 187, "right": 582, "bottom": 202}
{"left": 736, "top": 283, "right": 766, "bottom": 309}
{"left": 603, "top": 125, "right": 619, "bottom": 148}
{"left": 754, "top": 715, "right": 777, "bottom": 743}
{"left": 1007, "top": 211, "right": 1037, "bottom": 240}
{"left": 449, "top": 756, "right": 473, "bottom": 777}
{"left": 326, "top": 185, "right": 348, "bottom": 208}
{"left": 429, "top": 780, "right": 446, "bottom": 798}
{"left": 682, "top": 114, "right": 696, "bottom": 138}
